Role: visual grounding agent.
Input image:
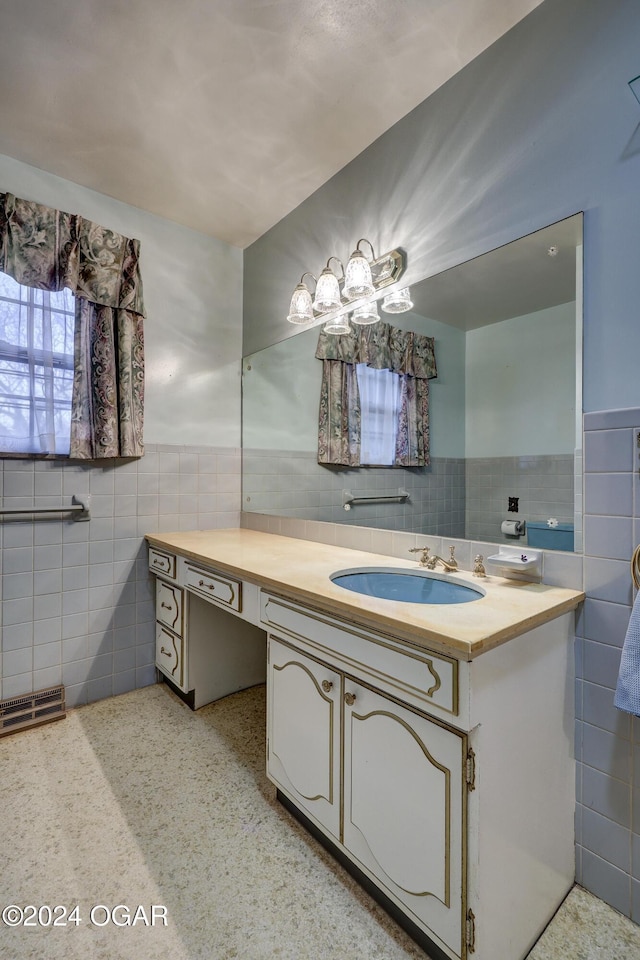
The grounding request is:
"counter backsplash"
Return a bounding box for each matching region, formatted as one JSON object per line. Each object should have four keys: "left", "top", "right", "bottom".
{"left": 240, "top": 510, "right": 584, "bottom": 591}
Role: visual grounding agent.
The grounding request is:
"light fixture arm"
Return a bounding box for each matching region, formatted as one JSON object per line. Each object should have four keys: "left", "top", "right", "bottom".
{"left": 325, "top": 256, "right": 344, "bottom": 281}
{"left": 355, "top": 238, "right": 376, "bottom": 262}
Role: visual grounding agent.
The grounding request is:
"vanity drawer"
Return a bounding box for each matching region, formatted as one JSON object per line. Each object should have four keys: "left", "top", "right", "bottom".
{"left": 156, "top": 581, "right": 184, "bottom": 634}
{"left": 156, "top": 624, "right": 185, "bottom": 690}
{"left": 184, "top": 564, "right": 242, "bottom": 613}
{"left": 261, "top": 593, "right": 457, "bottom": 716}
{"left": 149, "top": 548, "right": 176, "bottom": 580}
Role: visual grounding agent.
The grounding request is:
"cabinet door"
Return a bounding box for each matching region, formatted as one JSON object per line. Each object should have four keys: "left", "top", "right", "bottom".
{"left": 343, "top": 681, "right": 466, "bottom": 958}
{"left": 267, "top": 637, "right": 341, "bottom": 840}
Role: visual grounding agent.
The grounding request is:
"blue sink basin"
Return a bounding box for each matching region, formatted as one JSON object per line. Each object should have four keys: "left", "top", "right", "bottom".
{"left": 330, "top": 567, "right": 484, "bottom": 605}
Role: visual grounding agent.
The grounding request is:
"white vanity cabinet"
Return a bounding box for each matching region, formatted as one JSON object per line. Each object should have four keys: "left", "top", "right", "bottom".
{"left": 149, "top": 548, "right": 266, "bottom": 709}
{"left": 267, "top": 634, "right": 466, "bottom": 959}
{"left": 263, "top": 590, "right": 576, "bottom": 960}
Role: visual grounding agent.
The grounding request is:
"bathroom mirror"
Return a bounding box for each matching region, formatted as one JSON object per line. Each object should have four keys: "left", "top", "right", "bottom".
{"left": 242, "top": 214, "right": 583, "bottom": 552}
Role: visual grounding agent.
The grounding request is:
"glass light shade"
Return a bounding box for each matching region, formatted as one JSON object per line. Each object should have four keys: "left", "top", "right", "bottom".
{"left": 312, "top": 268, "right": 342, "bottom": 313}
{"left": 351, "top": 301, "right": 380, "bottom": 325}
{"left": 287, "top": 282, "right": 314, "bottom": 324}
{"left": 381, "top": 286, "right": 413, "bottom": 314}
{"left": 324, "top": 314, "right": 351, "bottom": 335}
{"left": 343, "top": 249, "right": 374, "bottom": 299}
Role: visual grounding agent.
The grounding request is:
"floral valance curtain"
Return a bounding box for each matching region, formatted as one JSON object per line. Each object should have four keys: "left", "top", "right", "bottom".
{"left": 0, "top": 192, "right": 145, "bottom": 458}
{"left": 315, "top": 320, "right": 437, "bottom": 467}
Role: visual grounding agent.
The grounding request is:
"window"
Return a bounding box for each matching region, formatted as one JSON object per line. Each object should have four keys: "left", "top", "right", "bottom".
{"left": 355, "top": 363, "right": 401, "bottom": 465}
{"left": 0, "top": 272, "right": 75, "bottom": 455}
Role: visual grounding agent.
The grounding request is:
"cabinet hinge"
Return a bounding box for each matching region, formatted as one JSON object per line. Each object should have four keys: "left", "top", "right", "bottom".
{"left": 466, "top": 747, "right": 476, "bottom": 791}
{"left": 466, "top": 908, "right": 476, "bottom": 953}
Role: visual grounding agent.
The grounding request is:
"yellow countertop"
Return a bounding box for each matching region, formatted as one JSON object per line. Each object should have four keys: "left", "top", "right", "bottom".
{"left": 146, "top": 528, "right": 584, "bottom": 660}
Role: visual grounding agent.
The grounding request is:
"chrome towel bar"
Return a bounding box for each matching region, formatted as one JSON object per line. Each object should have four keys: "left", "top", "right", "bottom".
{"left": 0, "top": 494, "right": 90, "bottom": 521}
{"left": 343, "top": 488, "right": 409, "bottom": 510}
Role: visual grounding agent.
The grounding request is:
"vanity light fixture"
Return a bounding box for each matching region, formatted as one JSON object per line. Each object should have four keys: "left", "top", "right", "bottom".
{"left": 313, "top": 258, "right": 343, "bottom": 313}
{"left": 381, "top": 286, "right": 413, "bottom": 314}
{"left": 285, "top": 239, "right": 406, "bottom": 330}
{"left": 286, "top": 272, "right": 316, "bottom": 324}
{"left": 351, "top": 300, "right": 380, "bottom": 325}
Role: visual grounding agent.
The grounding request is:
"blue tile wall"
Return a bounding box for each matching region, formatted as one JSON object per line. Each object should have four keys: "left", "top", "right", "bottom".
{"left": 0, "top": 443, "right": 241, "bottom": 708}
{"left": 465, "top": 454, "right": 575, "bottom": 543}
{"left": 242, "top": 449, "right": 466, "bottom": 535}
{"left": 577, "top": 408, "right": 640, "bottom": 920}
{"left": 243, "top": 449, "right": 576, "bottom": 545}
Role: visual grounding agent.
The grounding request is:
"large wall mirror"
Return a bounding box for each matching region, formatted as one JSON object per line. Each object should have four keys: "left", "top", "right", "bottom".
{"left": 242, "top": 214, "right": 583, "bottom": 553}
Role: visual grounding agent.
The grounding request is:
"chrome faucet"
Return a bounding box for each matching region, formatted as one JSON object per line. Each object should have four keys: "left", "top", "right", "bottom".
{"left": 425, "top": 545, "right": 458, "bottom": 572}
{"left": 410, "top": 544, "right": 458, "bottom": 572}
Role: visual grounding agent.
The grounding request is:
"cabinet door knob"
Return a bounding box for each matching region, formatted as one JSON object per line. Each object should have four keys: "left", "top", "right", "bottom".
{"left": 344, "top": 692, "right": 357, "bottom": 706}
{"left": 321, "top": 680, "right": 333, "bottom": 693}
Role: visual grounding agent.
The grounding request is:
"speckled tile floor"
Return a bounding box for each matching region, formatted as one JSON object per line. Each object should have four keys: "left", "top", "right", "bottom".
{"left": 0, "top": 683, "right": 638, "bottom": 960}
{"left": 526, "top": 885, "right": 640, "bottom": 960}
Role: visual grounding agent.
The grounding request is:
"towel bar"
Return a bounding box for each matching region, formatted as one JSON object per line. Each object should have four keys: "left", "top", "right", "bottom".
{"left": 0, "top": 494, "right": 90, "bottom": 521}
{"left": 342, "top": 488, "right": 410, "bottom": 509}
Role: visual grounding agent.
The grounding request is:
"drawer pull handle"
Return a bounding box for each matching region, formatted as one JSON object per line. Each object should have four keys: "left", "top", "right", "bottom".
{"left": 160, "top": 602, "right": 173, "bottom": 610}
{"left": 160, "top": 646, "right": 172, "bottom": 658}
{"left": 344, "top": 692, "right": 357, "bottom": 706}
{"left": 198, "top": 579, "right": 216, "bottom": 591}
{"left": 321, "top": 680, "right": 333, "bottom": 693}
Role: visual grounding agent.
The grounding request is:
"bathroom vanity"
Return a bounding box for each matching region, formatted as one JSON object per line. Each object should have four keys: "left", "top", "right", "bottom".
{"left": 146, "top": 528, "right": 583, "bottom": 960}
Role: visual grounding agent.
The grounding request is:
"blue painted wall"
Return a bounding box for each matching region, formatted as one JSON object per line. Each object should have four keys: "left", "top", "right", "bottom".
{"left": 243, "top": 0, "right": 640, "bottom": 416}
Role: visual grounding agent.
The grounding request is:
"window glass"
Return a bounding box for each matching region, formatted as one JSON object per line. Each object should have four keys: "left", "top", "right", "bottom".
{"left": 0, "top": 273, "right": 75, "bottom": 455}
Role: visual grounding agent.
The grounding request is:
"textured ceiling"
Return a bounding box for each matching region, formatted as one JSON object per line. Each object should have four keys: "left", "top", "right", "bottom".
{"left": 0, "top": 0, "right": 542, "bottom": 247}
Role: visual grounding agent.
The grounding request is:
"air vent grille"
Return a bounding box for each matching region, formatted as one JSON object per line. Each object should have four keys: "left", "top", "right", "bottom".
{"left": 0, "top": 685, "right": 66, "bottom": 736}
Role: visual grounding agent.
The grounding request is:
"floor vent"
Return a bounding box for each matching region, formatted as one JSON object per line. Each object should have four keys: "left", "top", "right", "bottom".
{"left": 0, "top": 685, "right": 66, "bottom": 737}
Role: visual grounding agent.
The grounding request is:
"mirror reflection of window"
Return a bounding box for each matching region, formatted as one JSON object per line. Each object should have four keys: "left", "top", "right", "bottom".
{"left": 356, "top": 363, "right": 401, "bottom": 465}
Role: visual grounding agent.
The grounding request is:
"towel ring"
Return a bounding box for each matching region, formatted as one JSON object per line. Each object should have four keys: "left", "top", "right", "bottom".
{"left": 632, "top": 544, "right": 640, "bottom": 590}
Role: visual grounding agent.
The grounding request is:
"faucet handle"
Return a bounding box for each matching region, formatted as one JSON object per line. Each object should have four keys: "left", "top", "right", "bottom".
{"left": 448, "top": 545, "right": 458, "bottom": 569}
{"left": 473, "top": 554, "right": 486, "bottom": 578}
{"left": 409, "top": 545, "right": 430, "bottom": 566}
